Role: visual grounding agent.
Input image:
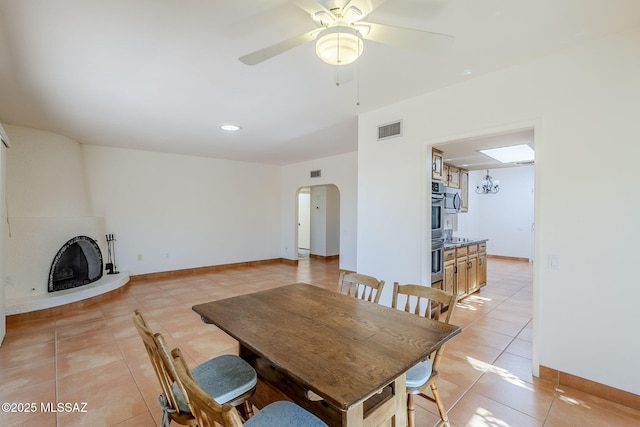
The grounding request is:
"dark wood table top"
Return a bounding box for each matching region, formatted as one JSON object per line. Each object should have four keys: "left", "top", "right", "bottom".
{"left": 193, "top": 283, "right": 461, "bottom": 411}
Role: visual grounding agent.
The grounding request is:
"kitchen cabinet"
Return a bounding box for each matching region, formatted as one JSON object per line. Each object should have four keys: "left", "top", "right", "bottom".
{"left": 432, "top": 148, "right": 444, "bottom": 181}
{"left": 444, "top": 164, "right": 461, "bottom": 189}
{"left": 454, "top": 246, "right": 468, "bottom": 298}
{"left": 443, "top": 249, "right": 456, "bottom": 296}
{"left": 443, "top": 240, "right": 487, "bottom": 302}
{"left": 467, "top": 244, "right": 479, "bottom": 294}
{"left": 460, "top": 169, "right": 469, "bottom": 212}
{"left": 478, "top": 242, "right": 487, "bottom": 288}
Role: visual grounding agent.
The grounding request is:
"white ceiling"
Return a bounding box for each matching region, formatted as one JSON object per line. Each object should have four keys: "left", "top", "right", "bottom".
{"left": 1, "top": 0, "right": 639, "bottom": 165}
{"left": 434, "top": 128, "right": 535, "bottom": 171}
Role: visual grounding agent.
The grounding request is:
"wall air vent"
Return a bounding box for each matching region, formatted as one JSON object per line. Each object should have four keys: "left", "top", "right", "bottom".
{"left": 377, "top": 120, "right": 402, "bottom": 141}
{"left": 310, "top": 169, "right": 321, "bottom": 178}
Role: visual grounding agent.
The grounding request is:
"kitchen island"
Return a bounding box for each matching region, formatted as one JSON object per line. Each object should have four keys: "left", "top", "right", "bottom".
{"left": 436, "top": 238, "right": 488, "bottom": 302}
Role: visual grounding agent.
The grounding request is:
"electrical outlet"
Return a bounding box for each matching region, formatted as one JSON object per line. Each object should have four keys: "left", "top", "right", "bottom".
{"left": 137, "top": 254, "right": 143, "bottom": 261}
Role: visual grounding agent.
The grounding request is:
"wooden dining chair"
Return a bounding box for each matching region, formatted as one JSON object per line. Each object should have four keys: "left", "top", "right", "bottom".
{"left": 337, "top": 271, "right": 385, "bottom": 303}
{"left": 172, "top": 347, "right": 328, "bottom": 427}
{"left": 133, "top": 309, "right": 257, "bottom": 426}
{"left": 392, "top": 283, "right": 458, "bottom": 427}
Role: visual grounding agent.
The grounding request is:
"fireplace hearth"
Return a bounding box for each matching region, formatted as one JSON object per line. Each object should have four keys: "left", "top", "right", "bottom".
{"left": 48, "top": 236, "right": 103, "bottom": 292}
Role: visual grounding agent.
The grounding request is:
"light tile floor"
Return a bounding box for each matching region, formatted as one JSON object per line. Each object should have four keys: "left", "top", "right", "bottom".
{"left": 1, "top": 258, "right": 638, "bottom": 426}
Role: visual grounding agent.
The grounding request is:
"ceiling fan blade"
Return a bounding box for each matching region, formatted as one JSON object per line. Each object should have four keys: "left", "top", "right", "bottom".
{"left": 363, "top": 21, "right": 453, "bottom": 54}
{"left": 293, "top": 0, "right": 335, "bottom": 17}
{"left": 342, "top": 0, "right": 387, "bottom": 18}
{"left": 239, "top": 29, "right": 319, "bottom": 66}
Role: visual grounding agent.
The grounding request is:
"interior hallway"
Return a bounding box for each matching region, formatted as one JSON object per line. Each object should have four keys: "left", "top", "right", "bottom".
{"left": 0, "top": 257, "right": 638, "bottom": 426}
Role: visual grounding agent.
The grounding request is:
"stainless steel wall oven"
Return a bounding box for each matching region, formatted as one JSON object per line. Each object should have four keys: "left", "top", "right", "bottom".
{"left": 431, "top": 181, "right": 445, "bottom": 283}
{"left": 431, "top": 181, "right": 444, "bottom": 240}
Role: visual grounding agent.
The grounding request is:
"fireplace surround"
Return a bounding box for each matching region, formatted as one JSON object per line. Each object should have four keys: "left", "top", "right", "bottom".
{"left": 5, "top": 217, "right": 129, "bottom": 315}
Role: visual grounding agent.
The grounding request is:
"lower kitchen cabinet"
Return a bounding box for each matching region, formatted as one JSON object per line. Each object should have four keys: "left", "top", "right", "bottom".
{"left": 467, "top": 244, "right": 479, "bottom": 294}
{"left": 478, "top": 242, "right": 487, "bottom": 288}
{"left": 443, "top": 240, "right": 487, "bottom": 302}
{"left": 443, "top": 248, "right": 456, "bottom": 295}
{"left": 455, "top": 246, "right": 468, "bottom": 298}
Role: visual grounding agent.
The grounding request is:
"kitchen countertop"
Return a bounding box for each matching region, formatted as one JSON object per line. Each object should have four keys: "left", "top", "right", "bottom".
{"left": 444, "top": 238, "right": 488, "bottom": 249}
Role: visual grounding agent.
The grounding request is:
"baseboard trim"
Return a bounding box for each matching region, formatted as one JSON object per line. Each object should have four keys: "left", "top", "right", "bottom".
{"left": 309, "top": 254, "right": 339, "bottom": 261}
{"left": 540, "top": 365, "right": 640, "bottom": 411}
{"left": 486, "top": 254, "right": 530, "bottom": 263}
{"left": 129, "top": 258, "right": 296, "bottom": 282}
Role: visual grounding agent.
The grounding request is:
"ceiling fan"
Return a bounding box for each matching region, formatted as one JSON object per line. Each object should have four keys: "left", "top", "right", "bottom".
{"left": 239, "top": 0, "right": 453, "bottom": 66}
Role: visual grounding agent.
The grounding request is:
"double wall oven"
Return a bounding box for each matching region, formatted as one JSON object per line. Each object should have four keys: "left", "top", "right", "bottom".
{"left": 431, "top": 182, "right": 445, "bottom": 283}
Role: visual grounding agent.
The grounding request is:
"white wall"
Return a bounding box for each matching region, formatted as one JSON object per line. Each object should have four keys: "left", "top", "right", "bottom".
{"left": 310, "top": 186, "right": 327, "bottom": 256}
{"left": 326, "top": 185, "right": 340, "bottom": 256}
{"left": 5, "top": 126, "right": 92, "bottom": 217}
{"left": 298, "top": 191, "right": 310, "bottom": 249}
{"left": 0, "top": 123, "right": 9, "bottom": 345}
{"left": 5, "top": 125, "right": 354, "bottom": 286}
{"left": 309, "top": 185, "right": 340, "bottom": 257}
{"left": 357, "top": 27, "right": 640, "bottom": 395}
{"left": 4, "top": 125, "right": 109, "bottom": 300}
{"left": 457, "top": 166, "right": 534, "bottom": 260}
{"left": 280, "top": 152, "right": 357, "bottom": 271}
{"left": 82, "top": 145, "right": 282, "bottom": 275}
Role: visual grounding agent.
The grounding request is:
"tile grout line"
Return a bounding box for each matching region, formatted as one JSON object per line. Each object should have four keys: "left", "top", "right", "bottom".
{"left": 446, "top": 274, "right": 535, "bottom": 421}
{"left": 119, "top": 294, "right": 160, "bottom": 426}
{"left": 54, "top": 326, "right": 59, "bottom": 427}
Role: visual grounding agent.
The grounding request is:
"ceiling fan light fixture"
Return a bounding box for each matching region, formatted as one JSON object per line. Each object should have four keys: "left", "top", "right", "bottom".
{"left": 315, "top": 25, "right": 364, "bottom": 65}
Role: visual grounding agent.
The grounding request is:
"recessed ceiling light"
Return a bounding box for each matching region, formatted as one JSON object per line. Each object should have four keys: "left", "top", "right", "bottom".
{"left": 220, "top": 124, "right": 242, "bottom": 132}
{"left": 479, "top": 144, "right": 535, "bottom": 163}
{"left": 462, "top": 69, "right": 473, "bottom": 76}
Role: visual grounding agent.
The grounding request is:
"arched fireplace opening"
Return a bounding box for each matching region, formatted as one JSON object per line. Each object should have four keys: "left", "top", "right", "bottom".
{"left": 48, "top": 236, "right": 103, "bottom": 292}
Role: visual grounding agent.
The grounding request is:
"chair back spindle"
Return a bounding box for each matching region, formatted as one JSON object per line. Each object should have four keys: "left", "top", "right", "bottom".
{"left": 338, "top": 272, "right": 385, "bottom": 304}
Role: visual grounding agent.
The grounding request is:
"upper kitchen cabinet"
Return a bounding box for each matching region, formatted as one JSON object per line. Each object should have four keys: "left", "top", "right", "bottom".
{"left": 460, "top": 169, "right": 469, "bottom": 212}
{"left": 444, "top": 165, "right": 461, "bottom": 189}
{"left": 432, "top": 148, "right": 444, "bottom": 181}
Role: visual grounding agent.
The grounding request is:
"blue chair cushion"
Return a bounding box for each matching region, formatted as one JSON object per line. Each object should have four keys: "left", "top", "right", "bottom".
{"left": 405, "top": 358, "right": 433, "bottom": 388}
{"left": 245, "top": 401, "right": 327, "bottom": 427}
{"left": 173, "top": 354, "right": 257, "bottom": 413}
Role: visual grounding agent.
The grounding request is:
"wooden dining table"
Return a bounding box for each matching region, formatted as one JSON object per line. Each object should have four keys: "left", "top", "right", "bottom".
{"left": 193, "top": 283, "right": 461, "bottom": 427}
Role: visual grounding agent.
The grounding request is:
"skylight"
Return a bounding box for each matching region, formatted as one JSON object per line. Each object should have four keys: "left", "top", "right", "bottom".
{"left": 479, "top": 144, "right": 535, "bottom": 163}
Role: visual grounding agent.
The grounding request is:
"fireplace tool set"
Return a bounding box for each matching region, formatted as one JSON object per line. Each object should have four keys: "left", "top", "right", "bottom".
{"left": 105, "top": 234, "right": 119, "bottom": 274}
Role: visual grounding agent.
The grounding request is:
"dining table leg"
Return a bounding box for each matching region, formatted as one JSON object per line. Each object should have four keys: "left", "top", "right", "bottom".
{"left": 392, "top": 374, "right": 407, "bottom": 427}
{"left": 343, "top": 403, "right": 363, "bottom": 427}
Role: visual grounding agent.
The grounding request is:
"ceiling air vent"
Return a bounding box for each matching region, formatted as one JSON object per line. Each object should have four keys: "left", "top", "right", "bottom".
{"left": 378, "top": 120, "right": 402, "bottom": 141}
{"left": 310, "top": 169, "right": 321, "bottom": 178}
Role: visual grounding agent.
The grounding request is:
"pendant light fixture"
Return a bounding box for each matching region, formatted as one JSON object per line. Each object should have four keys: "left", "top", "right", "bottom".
{"left": 476, "top": 170, "right": 500, "bottom": 194}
